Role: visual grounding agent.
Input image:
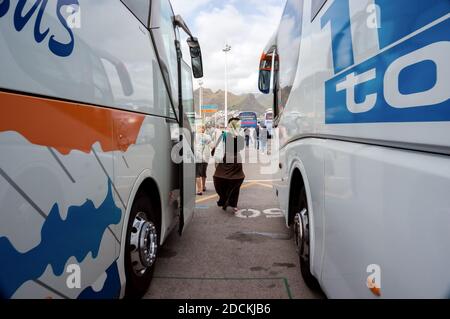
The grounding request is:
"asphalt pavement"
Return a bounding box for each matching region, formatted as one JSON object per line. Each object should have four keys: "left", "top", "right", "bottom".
{"left": 145, "top": 147, "right": 324, "bottom": 299}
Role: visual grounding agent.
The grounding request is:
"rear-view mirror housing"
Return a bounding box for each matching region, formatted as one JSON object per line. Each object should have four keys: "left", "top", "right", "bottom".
{"left": 187, "top": 37, "right": 203, "bottom": 79}
{"left": 258, "top": 52, "right": 273, "bottom": 94}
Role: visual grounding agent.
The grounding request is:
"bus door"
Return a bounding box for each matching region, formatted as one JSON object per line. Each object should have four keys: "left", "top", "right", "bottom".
{"left": 174, "top": 17, "right": 204, "bottom": 235}
{"left": 178, "top": 60, "right": 196, "bottom": 235}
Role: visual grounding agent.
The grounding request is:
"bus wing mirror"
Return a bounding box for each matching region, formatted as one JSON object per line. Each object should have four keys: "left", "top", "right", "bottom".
{"left": 174, "top": 15, "right": 204, "bottom": 79}
{"left": 258, "top": 53, "right": 272, "bottom": 94}
{"left": 187, "top": 37, "right": 203, "bottom": 79}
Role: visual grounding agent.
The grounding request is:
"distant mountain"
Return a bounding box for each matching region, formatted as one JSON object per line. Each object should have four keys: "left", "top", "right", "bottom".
{"left": 194, "top": 89, "right": 268, "bottom": 116}
{"left": 255, "top": 93, "right": 273, "bottom": 110}
{"left": 230, "top": 93, "right": 265, "bottom": 115}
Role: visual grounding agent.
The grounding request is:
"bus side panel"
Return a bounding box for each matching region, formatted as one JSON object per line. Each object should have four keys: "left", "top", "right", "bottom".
{"left": 0, "top": 92, "right": 123, "bottom": 299}
{"left": 276, "top": 147, "right": 289, "bottom": 220}
{"left": 275, "top": 0, "right": 450, "bottom": 298}
{"left": 113, "top": 116, "right": 179, "bottom": 245}
{"left": 0, "top": 0, "right": 171, "bottom": 118}
{"left": 279, "top": 0, "right": 450, "bottom": 150}
{"left": 0, "top": 0, "right": 179, "bottom": 299}
{"left": 321, "top": 140, "right": 450, "bottom": 298}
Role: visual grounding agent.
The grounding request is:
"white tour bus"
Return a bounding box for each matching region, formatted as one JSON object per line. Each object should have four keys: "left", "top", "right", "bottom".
{"left": 259, "top": 0, "right": 450, "bottom": 298}
{"left": 0, "top": 0, "right": 202, "bottom": 299}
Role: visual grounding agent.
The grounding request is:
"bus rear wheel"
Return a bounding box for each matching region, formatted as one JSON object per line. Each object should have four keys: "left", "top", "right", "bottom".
{"left": 125, "top": 191, "right": 159, "bottom": 298}
{"left": 294, "top": 187, "right": 320, "bottom": 290}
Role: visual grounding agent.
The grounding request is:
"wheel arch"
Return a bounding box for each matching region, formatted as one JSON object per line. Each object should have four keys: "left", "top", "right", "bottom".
{"left": 287, "top": 159, "right": 318, "bottom": 278}
{"left": 287, "top": 160, "right": 313, "bottom": 228}
{"left": 117, "top": 169, "right": 162, "bottom": 298}
{"left": 288, "top": 167, "right": 306, "bottom": 226}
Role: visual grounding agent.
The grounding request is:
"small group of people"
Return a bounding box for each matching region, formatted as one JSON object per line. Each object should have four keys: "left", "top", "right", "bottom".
{"left": 194, "top": 118, "right": 245, "bottom": 213}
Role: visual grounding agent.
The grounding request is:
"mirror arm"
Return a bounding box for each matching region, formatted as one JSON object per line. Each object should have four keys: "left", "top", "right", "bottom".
{"left": 174, "top": 15, "right": 194, "bottom": 39}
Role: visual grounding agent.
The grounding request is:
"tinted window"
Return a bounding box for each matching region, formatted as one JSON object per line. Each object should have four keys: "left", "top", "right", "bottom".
{"left": 275, "top": 0, "right": 304, "bottom": 114}
{"left": 122, "top": 0, "right": 151, "bottom": 26}
{"left": 0, "top": 0, "right": 176, "bottom": 118}
{"left": 151, "top": 0, "right": 179, "bottom": 109}
{"left": 181, "top": 61, "right": 194, "bottom": 127}
{"left": 181, "top": 61, "right": 194, "bottom": 146}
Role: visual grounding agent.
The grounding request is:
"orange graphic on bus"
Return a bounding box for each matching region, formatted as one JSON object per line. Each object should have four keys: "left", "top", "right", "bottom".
{"left": 0, "top": 91, "right": 145, "bottom": 154}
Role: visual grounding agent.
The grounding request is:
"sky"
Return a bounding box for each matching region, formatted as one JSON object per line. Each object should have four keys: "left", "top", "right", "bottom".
{"left": 171, "top": 0, "right": 285, "bottom": 95}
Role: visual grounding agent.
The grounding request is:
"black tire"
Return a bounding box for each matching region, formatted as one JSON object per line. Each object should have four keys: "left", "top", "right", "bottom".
{"left": 295, "top": 187, "right": 320, "bottom": 290}
{"left": 124, "top": 191, "right": 159, "bottom": 299}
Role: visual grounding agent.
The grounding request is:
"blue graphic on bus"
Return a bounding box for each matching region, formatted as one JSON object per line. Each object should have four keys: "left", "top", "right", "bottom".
{"left": 0, "top": 181, "right": 121, "bottom": 299}
{"left": 375, "top": 0, "right": 450, "bottom": 49}
{"left": 78, "top": 262, "right": 121, "bottom": 299}
{"left": 320, "top": 0, "right": 450, "bottom": 75}
{"left": 321, "top": 0, "right": 354, "bottom": 73}
{"left": 325, "top": 18, "right": 450, "bottom": 124}
{"left": 0, "top": 0, "right": 78, "bottom": 57}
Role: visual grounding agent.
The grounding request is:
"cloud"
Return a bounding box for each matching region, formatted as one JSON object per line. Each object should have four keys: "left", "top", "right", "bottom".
{"left": 170, "top": 0, "right": 211, "bottom": 17}
{"left": 171, "top": 0, "right": 284, "bottom": 94}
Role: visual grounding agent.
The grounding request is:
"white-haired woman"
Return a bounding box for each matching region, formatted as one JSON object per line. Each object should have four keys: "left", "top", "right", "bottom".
{"left": 211, "top": 117, "right": 245, "bottom": 212}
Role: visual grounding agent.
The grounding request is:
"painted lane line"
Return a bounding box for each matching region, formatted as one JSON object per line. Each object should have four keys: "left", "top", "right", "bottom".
{"left": 254, "top": 182, "right": 274, "bottom": 189}
{"left": 195, "top": 193, "right": 219, "bottom": 204}
{"left": 235, "top": 209, "right": 261, "bottom": 219}
{"left": 152, "top": 275, "right": 293, "bottom": 300}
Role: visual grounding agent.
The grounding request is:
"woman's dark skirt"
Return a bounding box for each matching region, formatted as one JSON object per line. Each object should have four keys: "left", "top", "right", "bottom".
{"left": 213, "top": 176, "right": 244, "bottom": 209}
{"left": 196, "top": 163, "right": 208, "bottom": 178}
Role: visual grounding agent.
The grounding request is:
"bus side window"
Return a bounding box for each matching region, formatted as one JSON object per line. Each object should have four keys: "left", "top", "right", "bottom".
{"left": 153, "top": 60, "right": 175, "bottom": 119}
{"left": 121, "top": 0, "right": 151, "bottom": 27}
{"left": 275, "top": 0, "right": 304, "bottom": 115}
{"left": 151, "top": 0, "right": 180, "bottom": 117}
{"left": 181, "top": 61, "right": 195, "bottom": 147}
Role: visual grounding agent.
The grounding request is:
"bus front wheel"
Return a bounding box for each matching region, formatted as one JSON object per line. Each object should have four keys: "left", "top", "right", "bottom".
{"left": 125, "top": 191, "right": 159, "bottom": 298}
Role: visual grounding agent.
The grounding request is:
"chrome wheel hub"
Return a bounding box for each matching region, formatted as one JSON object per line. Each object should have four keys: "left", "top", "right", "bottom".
{"left": 129, "top": 213, "right": 158, "bottom": 277}
{"left": 294, "top": 208, "right": 309, "bottom": 260}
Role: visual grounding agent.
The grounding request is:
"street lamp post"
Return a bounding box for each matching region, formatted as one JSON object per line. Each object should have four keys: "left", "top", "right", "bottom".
{"left": 223, "top": 44, "right": 231, "bottom": 127}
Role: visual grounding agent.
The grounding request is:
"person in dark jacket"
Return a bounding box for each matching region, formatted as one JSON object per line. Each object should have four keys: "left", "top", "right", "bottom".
{"left": 211, "top": 117, "right": 245, "bottom": 212}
